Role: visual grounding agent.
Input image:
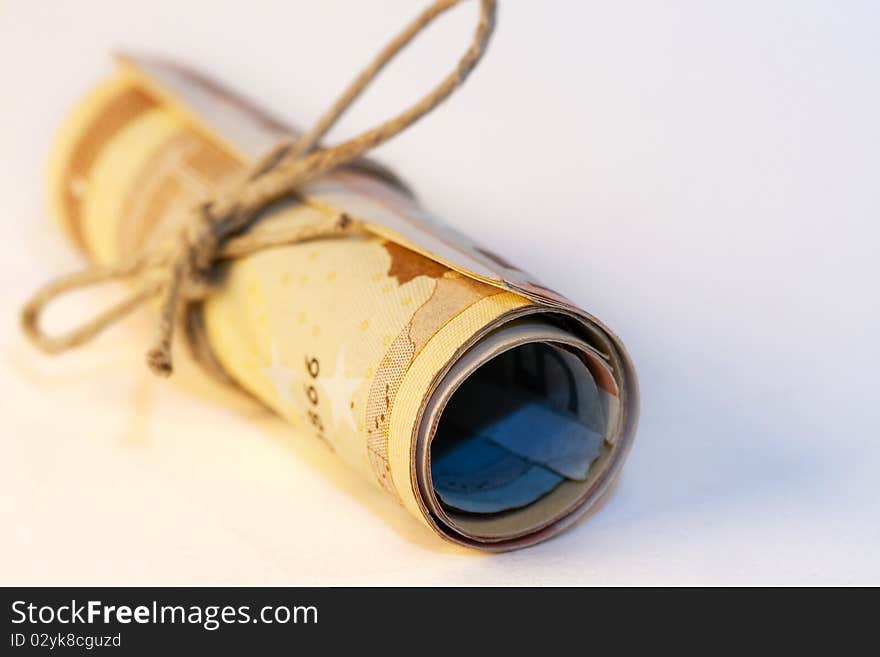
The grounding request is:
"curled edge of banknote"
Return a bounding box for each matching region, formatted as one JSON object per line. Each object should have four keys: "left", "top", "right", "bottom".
{"left": 43, "top": 54, "right": 639, "bottom": 551}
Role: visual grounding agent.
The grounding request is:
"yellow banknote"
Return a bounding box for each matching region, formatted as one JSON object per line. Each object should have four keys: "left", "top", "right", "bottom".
{"left": 43, "top": 57, "right": 638, "bottom": 550}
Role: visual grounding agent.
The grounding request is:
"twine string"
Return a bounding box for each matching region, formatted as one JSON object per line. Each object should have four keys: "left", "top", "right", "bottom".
{"left": 20, "top": 0, "right": 497, "bottom": 376}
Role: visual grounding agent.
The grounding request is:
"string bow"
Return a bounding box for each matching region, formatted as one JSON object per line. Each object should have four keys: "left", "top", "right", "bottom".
{"left": 21, "top": 0, "right": 497, "bottom": 376}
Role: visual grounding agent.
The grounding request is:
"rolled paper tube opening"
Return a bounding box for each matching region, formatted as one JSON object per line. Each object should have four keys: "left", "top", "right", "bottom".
{"left": 417, "top": 318, "right": 626, "bottom": 548}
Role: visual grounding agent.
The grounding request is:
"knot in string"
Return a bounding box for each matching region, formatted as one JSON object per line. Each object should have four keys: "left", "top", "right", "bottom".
{"left": 20, "top": 0, "right": 497, "bottom": 377}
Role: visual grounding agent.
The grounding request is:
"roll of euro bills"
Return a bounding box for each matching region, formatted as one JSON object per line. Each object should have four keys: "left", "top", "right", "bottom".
{"left": 45, "top": 55, "right": 638, "bottom": 550}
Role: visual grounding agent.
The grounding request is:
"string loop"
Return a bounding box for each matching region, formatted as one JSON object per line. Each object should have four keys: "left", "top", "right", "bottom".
{"left": 21, "top": 0, "right": 497, "bottom": 376}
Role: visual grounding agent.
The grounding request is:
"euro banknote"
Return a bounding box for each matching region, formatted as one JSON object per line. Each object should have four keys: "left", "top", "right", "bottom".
{"left": 42, "top": 54, "right": 638, "bottom": 550}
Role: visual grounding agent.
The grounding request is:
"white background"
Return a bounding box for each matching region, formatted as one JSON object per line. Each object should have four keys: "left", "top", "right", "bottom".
{"left": 1, "top": 1, "right": 878, "bottom": 585}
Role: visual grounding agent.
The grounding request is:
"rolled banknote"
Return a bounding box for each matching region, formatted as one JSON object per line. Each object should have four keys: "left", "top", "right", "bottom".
{"left": 41, "top": 54, "right": 638, "bottom": 550}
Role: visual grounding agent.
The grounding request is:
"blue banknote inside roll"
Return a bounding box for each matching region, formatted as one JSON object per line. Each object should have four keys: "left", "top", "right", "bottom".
{"left": 431, "top": 341, "right": 607, "bottom": 515}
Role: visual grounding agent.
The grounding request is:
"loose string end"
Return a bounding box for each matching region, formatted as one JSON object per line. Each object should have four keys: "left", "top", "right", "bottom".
{"left": 146, "top": 346, "right": 174, "bottom": 377}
